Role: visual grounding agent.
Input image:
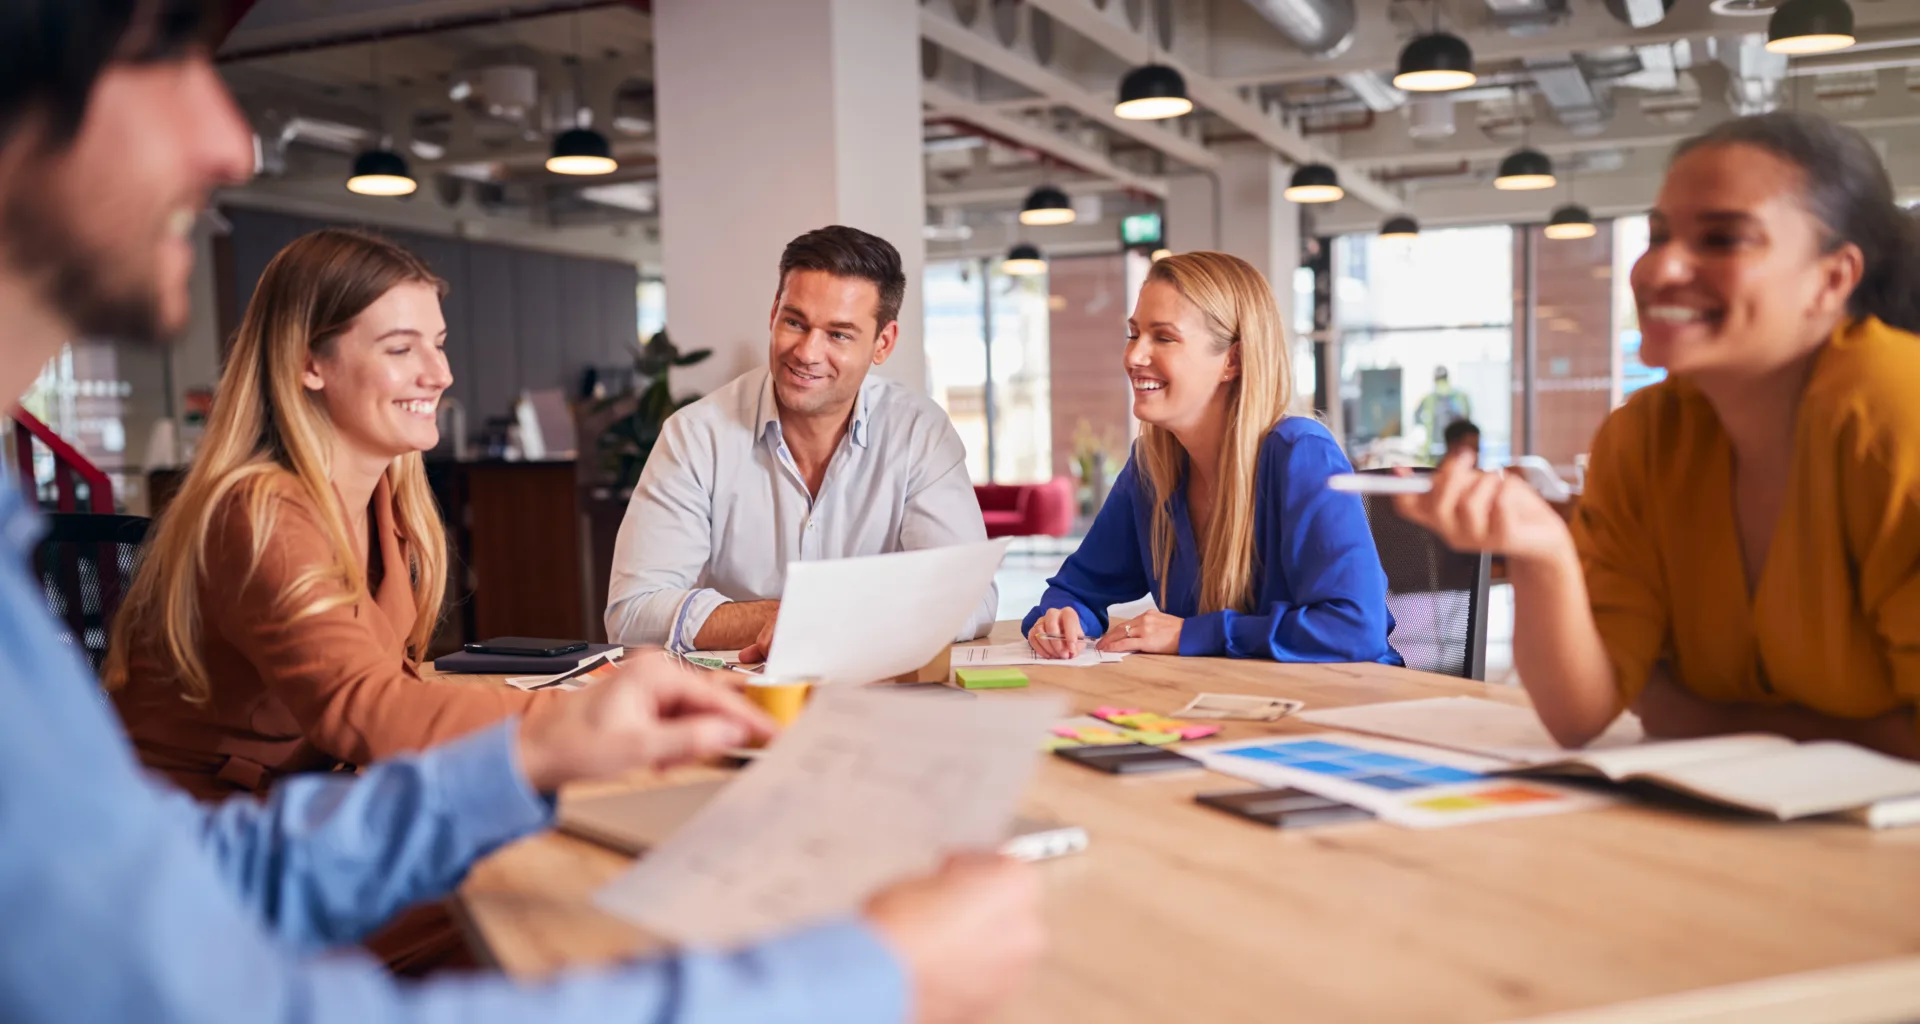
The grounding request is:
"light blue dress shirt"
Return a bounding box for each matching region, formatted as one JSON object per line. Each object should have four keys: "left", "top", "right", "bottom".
{"left": 605, "top": 368, "right": 997, "bottom": 652}
{"left": 0, "top": 478, "right": 906, "bottom": 1023}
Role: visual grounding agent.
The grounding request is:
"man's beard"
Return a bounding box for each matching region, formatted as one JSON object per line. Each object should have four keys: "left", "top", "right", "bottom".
{"left": 1, "top": 171, "right": 168, "bottom": 348}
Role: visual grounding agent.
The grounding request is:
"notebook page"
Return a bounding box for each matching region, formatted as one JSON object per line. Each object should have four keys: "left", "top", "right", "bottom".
{"left": 1649, "top": 741, "right": 1920, "bottom": 819}
{"left": 1301, "top": 696, "right": 1645, "bottom": 765}
{"left": 1563, "top": 733, "right": 1793, "bottom": 780}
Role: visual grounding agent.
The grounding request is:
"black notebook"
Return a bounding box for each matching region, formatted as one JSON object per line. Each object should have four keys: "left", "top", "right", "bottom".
{"left": 432, "top": 643, "right": 623, "bottom": 675}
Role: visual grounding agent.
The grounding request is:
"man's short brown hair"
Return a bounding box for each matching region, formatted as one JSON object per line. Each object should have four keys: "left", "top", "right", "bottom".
{"left": 776, "top": 225, "right": 906, "bottom": 334}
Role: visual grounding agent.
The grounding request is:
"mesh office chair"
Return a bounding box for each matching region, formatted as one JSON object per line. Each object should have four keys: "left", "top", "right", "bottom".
{"left": 1355, "top": 471, "right": 1490, "bottom": 680}
{"left": 32, "top": 513, "right": 150, "bottom": 673}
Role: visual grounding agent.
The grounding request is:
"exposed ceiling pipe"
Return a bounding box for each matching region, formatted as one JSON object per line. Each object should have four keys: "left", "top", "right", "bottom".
{"left": 1238, "top": 0, "right": 1356, "bottom": 58}
{"left": 1236, "top": 0, "right": 1403, "bottom": 113}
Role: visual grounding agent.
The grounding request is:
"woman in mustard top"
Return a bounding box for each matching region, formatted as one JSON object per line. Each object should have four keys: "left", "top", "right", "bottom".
{"left": 1401, "top": 111, "right": 1920, "bottom": 761}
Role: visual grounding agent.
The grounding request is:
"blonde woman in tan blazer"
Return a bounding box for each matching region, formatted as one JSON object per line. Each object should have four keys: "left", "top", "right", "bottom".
{"left": 106, "top": 228, "right": 565, "bottom": 973}
{"left": 107, "top": 228, "right": 554, "bottom": 801}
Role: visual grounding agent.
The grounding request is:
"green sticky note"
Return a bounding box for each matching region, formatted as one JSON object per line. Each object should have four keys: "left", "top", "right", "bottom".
{"left": 956, "top": 668, "right": 1029, "bottom": 690}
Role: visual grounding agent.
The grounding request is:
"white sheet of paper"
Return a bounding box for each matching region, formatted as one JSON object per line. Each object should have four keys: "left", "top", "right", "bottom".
{"left": 762, "top": 539, "right": 1011, "bottom": 685}
{"left": 1299, "top": 696, "right": 1645, "bottom": 765}
{"left": 950, "top": 642, "right": 1128, "bottom": 669}
{"left": 595, "top": 684, "right": 1063, "bottom": 947}
{"left": 1650, "top": 741, "right": 1920, "bottom": 820}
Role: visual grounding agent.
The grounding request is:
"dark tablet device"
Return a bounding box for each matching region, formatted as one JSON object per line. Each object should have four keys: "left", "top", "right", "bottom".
{"left": 1195, "top": 787, "right": 1375, "bottom": 829}
{"left": 463, "top": 637, "right": 589, "bottom": 658}
{"left": 1054, "top": 742, "right": 1203, "bottom": 774}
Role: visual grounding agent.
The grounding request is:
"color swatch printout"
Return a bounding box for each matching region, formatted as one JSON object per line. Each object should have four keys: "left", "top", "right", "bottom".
{"left": 1189, "top": 734, "right": 1612, "bottom": 828}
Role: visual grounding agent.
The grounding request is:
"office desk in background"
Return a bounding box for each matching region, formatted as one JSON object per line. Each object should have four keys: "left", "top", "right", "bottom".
{"left": 445, "top": 623, "right": 1920, "bottom": 1024}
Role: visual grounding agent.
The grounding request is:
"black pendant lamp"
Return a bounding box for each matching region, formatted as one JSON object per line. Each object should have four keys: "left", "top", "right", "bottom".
{"left": 1019, "top": 185, "right": 1076, "bottom": 226}
{"left": 1766, "top": 0, "right": 1855, "bottom": 54}
{"left": 1284, "top": 163, "right": 1344, "bottom": 204}
{"left": 1115, "top": 64, "right": 1194, "bottom": 120}
{"left": 1002, "top": 243, "right": 1047, "bottom": 276}
{"left": 1380, "top": 215, "right": 1420, "bottom": 239}
{"left": 346, "top": 148, "right": 417, "bottom": 197}
{"left": 547, "top": 127, "right": 617, "bottom": 175}
{"left": 1495, "top": 148, "right": 1557, "bottom": 191}
{"left": 1545, "top": 204, "right": 1597, "bottom": 240}
{"left": 1393, "top": 33, "right": 1477, "bottom": 92}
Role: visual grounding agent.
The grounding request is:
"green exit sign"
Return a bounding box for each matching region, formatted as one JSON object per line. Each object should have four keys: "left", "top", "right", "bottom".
{"left": 1121, "top": 211, "right": 1163, "bottom": 247}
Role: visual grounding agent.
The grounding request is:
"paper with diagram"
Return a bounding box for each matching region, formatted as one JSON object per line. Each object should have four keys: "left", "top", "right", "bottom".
{"left": 761, "top": 538, "right": 1010, "bottom": 685}
{"left": 950, "top": 641, "right": 1128, "bottom": 669}
{"left": 595, "top": 683, "right": 1064, "bottom": 947}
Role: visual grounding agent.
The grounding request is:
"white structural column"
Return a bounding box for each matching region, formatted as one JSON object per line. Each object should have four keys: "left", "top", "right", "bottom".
{"left": 1166, "top": 142, "right": 1302, "bottom": 342}
{"left": 653, "top": 0, "right": 928, "bottom": 395}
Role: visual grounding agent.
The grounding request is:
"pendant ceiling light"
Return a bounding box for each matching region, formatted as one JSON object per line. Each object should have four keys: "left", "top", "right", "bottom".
{"left": 1002, "top": 243, "right": 1047, "bottom": 276}
{"left": 346, "top": 40, "right": 416, "bottom": 197}
{"left": 1494, "top": 148, "right": 1557, "bottom": 191}
{"left": 1019, "top": 185, "right": 1076, "bottom": 226}
{"left": 1393, "top": 33, "right": 1477, "bottom": 92}
{"left": 346, "top": 147, "right": 417, "bottom": 197}
{"left": 1545, "top": 203, "right": 1597, "bottom": 240}
{"left": 1765, "top": 0, "right": 1855, "bottom": 54}
{"left": 1380, "top": 215, "right": 1420, "bottom": 239}
{"left": 1284, "top": 163, "right": 1344, "bottom": 204}
{"left": 1115, "top": 64, "right": 1194, "bottom": 120}
{"left": 547, "top": 127, "right": 617, "bottom": 175}
{"left": 547, "top": 13, "right": 618, "bottom": 176}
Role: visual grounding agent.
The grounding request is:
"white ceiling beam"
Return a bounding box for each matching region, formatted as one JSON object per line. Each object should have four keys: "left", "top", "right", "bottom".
{"left": 1337, "top": 68, "right": 1920, "bottom": 170}
{"left": 919, "top": 4, "right": 1219, "bottom": 172}
{"left": 928, "top": 178, "right": 1131, "bottom": 207}
{"left": 922, "top": 81, "right": 1168, "bottom": 199}
{"left": 1020, "top": 0, "right": 1403, "bottom": 213}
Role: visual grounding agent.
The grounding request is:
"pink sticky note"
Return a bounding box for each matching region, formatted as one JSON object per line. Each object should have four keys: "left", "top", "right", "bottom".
{"left": 1174, "top": 724, "right": 1222, "bottom": 740}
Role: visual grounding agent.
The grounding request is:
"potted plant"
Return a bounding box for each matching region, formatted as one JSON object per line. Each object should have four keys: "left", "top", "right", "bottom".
{"left": 583, "top": 328, "right": 712, "bottom": 498}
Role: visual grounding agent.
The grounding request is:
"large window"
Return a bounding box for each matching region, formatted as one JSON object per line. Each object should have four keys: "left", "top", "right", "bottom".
{"left": 924, "top": 259, "right": 1052, "bottom": 483}
{"left": 1334, "top": 225, "right": 1515, "bottom": 467}
{"left": 1611, "top": 214, "right": 1666, "bottom": 402}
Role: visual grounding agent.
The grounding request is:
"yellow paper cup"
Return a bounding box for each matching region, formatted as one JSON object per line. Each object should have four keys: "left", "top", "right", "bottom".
{"left": 742, "top": 680, "right": 813, "bottom": 736}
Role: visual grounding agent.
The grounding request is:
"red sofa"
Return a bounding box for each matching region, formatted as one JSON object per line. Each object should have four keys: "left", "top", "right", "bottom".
{"left": 974, "top": 476, "right": 1075, "bottom": 539}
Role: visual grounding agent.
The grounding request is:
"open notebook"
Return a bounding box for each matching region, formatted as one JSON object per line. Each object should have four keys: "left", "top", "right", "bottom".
{"left": 1302, "top": 697, "right": 1920, "bottom": 822}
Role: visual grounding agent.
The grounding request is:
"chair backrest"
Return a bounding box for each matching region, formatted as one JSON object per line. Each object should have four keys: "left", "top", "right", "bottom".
{"left": 1354, "top": 473, "right": 1490, "bottom": 680}
{"left": 32, "top": 513, "right": 151, "bottom": 674}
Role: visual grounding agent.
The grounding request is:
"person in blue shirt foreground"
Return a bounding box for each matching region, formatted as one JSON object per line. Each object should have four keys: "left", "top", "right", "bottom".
{"left": 0, "top": 1, "right": 1042, "bottom": 1022}
{"left": 1026, "top": 251, "right": 1400, "bottom": 665}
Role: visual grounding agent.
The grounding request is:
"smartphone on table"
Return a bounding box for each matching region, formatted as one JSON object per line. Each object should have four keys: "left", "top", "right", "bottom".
{"left": 463, "top": 637, "right": 589, "bottom": 658}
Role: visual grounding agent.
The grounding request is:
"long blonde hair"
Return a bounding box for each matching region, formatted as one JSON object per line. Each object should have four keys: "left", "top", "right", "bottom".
{"left": 1137, "top": 251, "right": 1294, "bottom": 615}
{"left": 105, "top": 229, "right": 449, "bottom": 702}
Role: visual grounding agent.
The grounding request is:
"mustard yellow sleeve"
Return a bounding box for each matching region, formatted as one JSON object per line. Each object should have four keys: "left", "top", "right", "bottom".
{"left": 1840, "top": 407, "right": 1920, "bottom": 736}
{"left": 1569, "top": 403, "right": 1670, "bottom": 708}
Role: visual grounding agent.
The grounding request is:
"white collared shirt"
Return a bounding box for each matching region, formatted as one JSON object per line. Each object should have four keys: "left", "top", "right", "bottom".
{"left": 604, "top": 367, "right": 997, "bottom": 651}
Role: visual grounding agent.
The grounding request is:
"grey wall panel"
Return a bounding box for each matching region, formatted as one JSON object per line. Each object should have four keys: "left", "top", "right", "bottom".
{"left": 511, "top": 249, "right": 563, "bottom": 395}
{"left": 555, "top": 257, "right": 599, "bottom": 398}
{"left": 466, "top": 245, "right": 520, "bottom": 424}
{"left": 602, "top": 260, "right": 641, "bottom": 368}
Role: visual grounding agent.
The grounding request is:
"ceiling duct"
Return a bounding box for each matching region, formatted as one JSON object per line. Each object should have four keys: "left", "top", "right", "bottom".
{"left": 1603, "top": 0, "right": 1674, "bottom": 28}
{"left": 1405, "top": 96, "right": 1457, "bottom": 140}
{"left": 1714, "top": 33, "right": 1788, "bottom": 115}
{"left": 1482, "top": 0, "right": 1570, "bottom": 35}
{"left": 1238, "top": 0, "right": 1356, "bottom": 57}
{"left": 1525, "top": 56, "right": 1611, "bottom": 135}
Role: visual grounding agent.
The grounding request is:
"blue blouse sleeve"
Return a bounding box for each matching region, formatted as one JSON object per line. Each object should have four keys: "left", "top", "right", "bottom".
{"left": 1021, "top": 458, "right": 1152, "bottom": 639}
{"left": 1178, "top": 428, "right": 1397, "bottom": 663}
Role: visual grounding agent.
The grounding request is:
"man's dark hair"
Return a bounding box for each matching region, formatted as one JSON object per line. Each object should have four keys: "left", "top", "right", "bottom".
{"left": 0, "top": 0, "right": 222, "bottom": 149}
{"left": 776, "top": 225, "right": 907, "bottom": 334}
{"left": 1443, "top": 419, "right": 1480, "bottom": 448}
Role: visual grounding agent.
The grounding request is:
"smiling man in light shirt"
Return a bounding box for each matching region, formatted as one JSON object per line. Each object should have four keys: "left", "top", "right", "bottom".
{"left": 606, "top": 226, "right": 996, "bottom": 657}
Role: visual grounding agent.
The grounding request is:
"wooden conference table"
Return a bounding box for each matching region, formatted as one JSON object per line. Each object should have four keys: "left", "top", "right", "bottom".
{"left": 451, "top": 624, "right": 1920, "bottom": 1023}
